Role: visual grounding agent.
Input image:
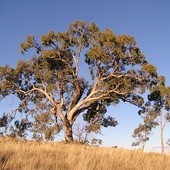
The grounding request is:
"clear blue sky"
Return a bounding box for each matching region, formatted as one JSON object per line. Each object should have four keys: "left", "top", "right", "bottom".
{"left": 0, "top": 0, "right": 170, "bottom": 151}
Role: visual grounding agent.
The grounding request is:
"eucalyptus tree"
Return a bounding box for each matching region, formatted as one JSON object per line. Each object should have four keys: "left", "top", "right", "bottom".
{"left": 132, "top": 124, "right": 152, "bottom": 150}
{"left": 32, "top": 112, "right": 62, "bottom": 141}
{"left": 147, "top": 76, "right": 170, "bottom": 154}
{"left": 133, "top": 76, "right": 170, "bottom": 153}
{"left": 0, "top": 21, "right": 157, "bottom": 142}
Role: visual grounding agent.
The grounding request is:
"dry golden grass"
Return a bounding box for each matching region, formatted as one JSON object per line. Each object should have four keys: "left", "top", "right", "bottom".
{"left": 0, "top": 137, "right": 170, "bottom": 170}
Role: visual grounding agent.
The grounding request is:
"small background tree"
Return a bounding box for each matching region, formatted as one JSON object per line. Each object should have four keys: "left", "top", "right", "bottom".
{"left": 32, "top": 112, "right": 62, "bottom": 141}
{"left": 133, "top": 76, "right": 170, "bottom": 153}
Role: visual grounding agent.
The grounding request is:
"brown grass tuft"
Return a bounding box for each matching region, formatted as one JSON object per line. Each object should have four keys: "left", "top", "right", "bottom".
{"left": 0, "top": 137, "right": 170, "bottom": 170}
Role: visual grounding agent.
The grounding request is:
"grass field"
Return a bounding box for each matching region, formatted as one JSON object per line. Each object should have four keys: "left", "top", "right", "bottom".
{"left": 0, "top": 137, "right": 170, "bottom": 170}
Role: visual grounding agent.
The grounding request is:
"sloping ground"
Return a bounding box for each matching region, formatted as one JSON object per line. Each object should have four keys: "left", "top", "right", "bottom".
{"left": 0, "top": 137, "right": 170, "bottom": 170}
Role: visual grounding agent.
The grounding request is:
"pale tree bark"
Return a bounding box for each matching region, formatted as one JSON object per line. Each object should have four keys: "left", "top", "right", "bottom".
{"left": 160, "top": 111, "right": 165, "bottom": 155}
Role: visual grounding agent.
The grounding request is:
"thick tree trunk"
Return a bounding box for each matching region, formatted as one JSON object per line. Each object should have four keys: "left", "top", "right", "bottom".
{"left": 64, "top": 120, "right": 73, "bottom": 143}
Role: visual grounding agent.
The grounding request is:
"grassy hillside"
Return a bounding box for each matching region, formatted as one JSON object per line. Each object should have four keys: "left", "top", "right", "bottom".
{"left": 0, "top": 137, "right": 170, "bottom": 170}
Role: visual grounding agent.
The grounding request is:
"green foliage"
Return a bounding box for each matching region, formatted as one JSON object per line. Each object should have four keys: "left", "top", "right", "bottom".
{"left": 0, "top": 113, "right": 9, "bottom": 136}
{"left": 8, "top": 119, "right": 32, "bottom": 139}
{"left": 32, "top": 113, "right": 62, "bottom": 141}
{"left": 132, "top": 124, "right": 150, "bottom": 150}
{"left": 0, "top": 114, "right": 8, "bottom": 128}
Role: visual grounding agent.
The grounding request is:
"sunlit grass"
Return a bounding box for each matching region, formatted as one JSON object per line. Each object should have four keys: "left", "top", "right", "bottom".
{"left": 0, "top": 137, "right": 170, "bottom": 170}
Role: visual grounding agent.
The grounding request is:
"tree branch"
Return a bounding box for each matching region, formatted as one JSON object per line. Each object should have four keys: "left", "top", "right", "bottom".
{"left": 17, "top": 84, "right": 65, "bottom": 121}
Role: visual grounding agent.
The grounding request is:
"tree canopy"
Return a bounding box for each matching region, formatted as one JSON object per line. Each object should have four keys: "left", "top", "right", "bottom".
{"left": 0, "top": 21, "right": 158, "bottom": 142}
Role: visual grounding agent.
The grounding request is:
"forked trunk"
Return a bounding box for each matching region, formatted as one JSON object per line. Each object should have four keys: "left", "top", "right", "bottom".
{"left": 64, "top": 120, "right": 73, "bottom": 143}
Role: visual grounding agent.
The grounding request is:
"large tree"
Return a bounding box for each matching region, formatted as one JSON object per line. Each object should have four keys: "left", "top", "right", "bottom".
{"left": 0, "top": 21, "right": 157, "bottom": 142}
